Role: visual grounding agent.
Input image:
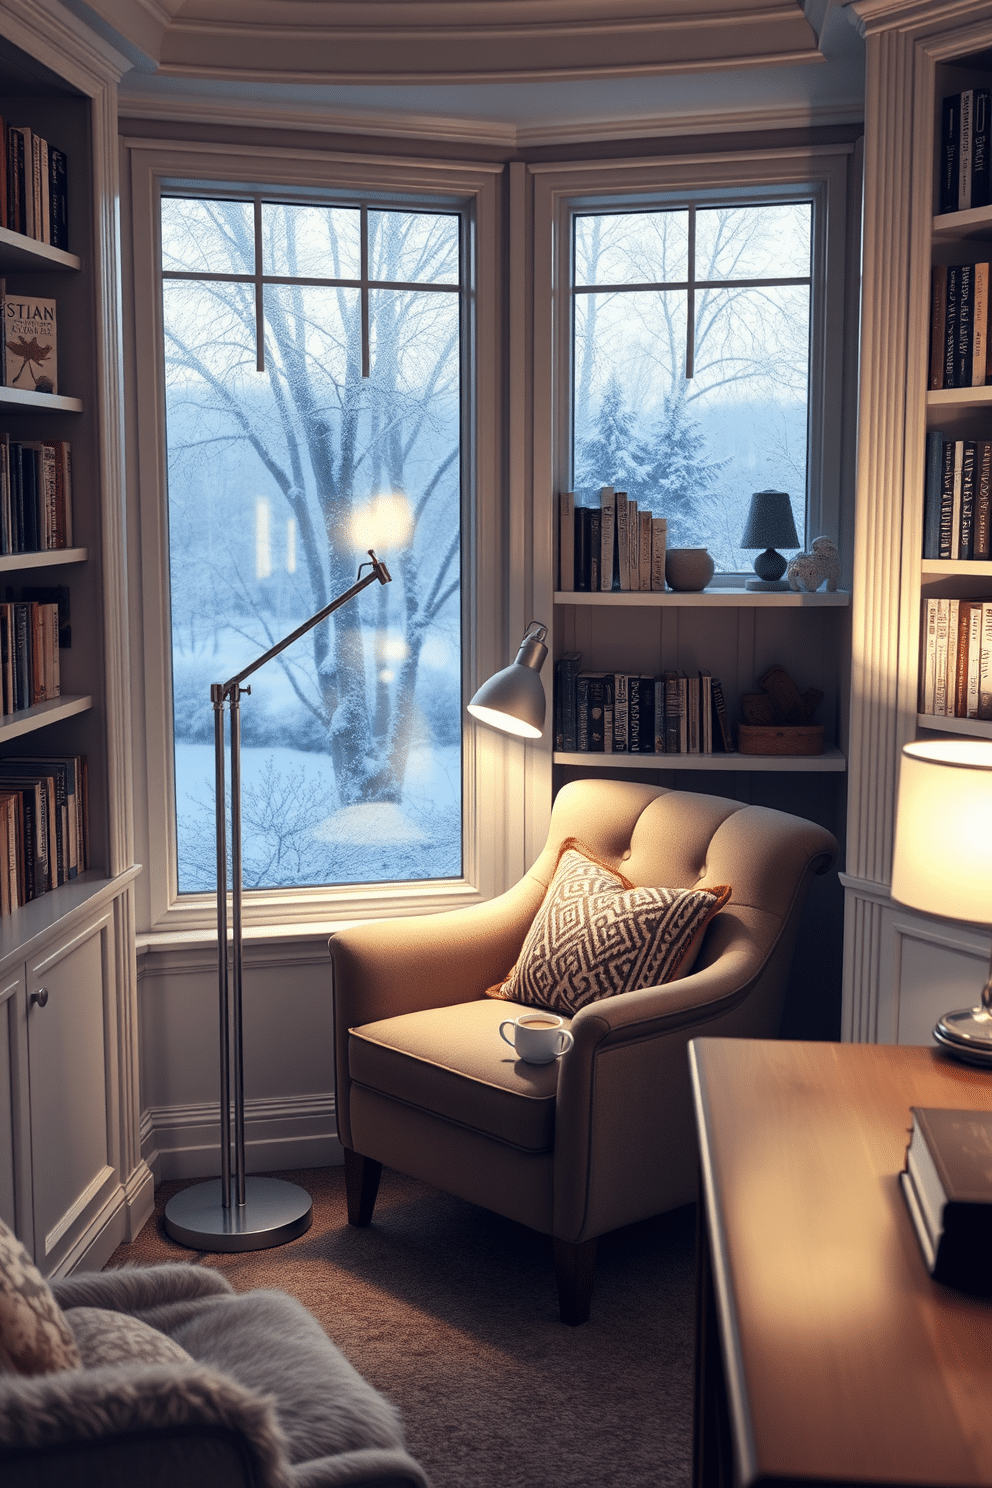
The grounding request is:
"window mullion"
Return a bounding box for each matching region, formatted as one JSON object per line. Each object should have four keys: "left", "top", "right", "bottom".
{"left": 360, "top": 204, "right": 370, "bottom": 379}
{"left": 254, "top": 196, "right": 264, "bottom": 373}
{"left": 686, "top": 205, "right": 695, "bottom": 382}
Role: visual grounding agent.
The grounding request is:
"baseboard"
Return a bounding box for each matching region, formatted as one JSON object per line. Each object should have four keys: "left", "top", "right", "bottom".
{"left": 142, "top": 1094, "right": 344, "bottom": 1182}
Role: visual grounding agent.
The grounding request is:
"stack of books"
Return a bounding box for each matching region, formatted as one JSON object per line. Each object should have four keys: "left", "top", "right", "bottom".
{"left": 939, "top": 89, "right": 992, "bottom": 216}
{"left": 554, "top": 655, "right": 735, "bottom": 754}
{"left": 929, "top": 263, "right": 990, "bottom": 391}
{"left": 919, "top": 595, "right": 992, "bottom": 719}
{"left": 0, "top": 754, "right": 87, "bottom": 912}
{"left": 922, "top": 433, "right": 991, "bottom": 560}
{"left": 902, "top": 1106, "right": 992, "bottom": 1293}
{"left": 0, "top": 436, "right": 72, "bottom": 551}
{"left": 0, "top": 122, "right": 68, "bottom": 248}
{"left": 0, "top": 597, "right": 63, "bottom": 717}
{"left": 559, "top": 487, "right": 668, "bottom": 592}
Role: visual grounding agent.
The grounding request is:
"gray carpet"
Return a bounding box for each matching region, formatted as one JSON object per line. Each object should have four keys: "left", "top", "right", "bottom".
{"left": 108, "top": 1166, "right": 696, "bottom": 1488}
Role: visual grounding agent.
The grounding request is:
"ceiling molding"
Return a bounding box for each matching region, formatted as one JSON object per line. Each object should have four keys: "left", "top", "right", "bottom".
{"left": 116, "top": 86, "right": 863, "bottom": 147}
{"left": 846, "top": 0, "right": 992, "bottom": 36}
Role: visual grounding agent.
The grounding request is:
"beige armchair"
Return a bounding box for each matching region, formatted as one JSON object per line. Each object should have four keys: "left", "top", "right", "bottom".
{"left": 329, "top": 779, "right": 837, "bottom": 1324}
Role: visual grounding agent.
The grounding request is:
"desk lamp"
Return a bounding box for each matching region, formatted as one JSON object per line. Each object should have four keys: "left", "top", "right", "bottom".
{"left": 740, "top": 489, "right": 800, "bottom": 592}
{"left": 467, "top": 622, "right": 548, "bottom": 737}
{"left": 891, "top": 738, "right": 992, "bottom": 1065}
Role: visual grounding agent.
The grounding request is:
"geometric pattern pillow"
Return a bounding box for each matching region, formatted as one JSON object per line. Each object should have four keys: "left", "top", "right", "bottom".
{"left": 66, "top": 1307, "right": 195, "bottom": 1370}
{"left": 0, "top": 1216, "right": 81, "bottom": 1375}
{"left": 486, "top": 838, "right": 731, "bottom": 1017}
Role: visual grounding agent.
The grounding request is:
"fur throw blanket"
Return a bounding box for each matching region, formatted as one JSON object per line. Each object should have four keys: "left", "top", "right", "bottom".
{"left": 0, "top": 1263, "right": 430, "bottom": 1488}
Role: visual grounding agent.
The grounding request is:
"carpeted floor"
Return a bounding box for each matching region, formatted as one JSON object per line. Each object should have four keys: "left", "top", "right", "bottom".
{"left": 109, "top": 1165, "right": 696, "bottom": 1488}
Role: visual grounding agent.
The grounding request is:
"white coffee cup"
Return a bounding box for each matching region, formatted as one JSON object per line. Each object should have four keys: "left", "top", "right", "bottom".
{"left": 499, "top": 1012, "right": 574, "bottom": 1064}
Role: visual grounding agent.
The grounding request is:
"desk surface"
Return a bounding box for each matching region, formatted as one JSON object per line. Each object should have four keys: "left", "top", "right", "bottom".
{"left": 690, "top": 1039, "right": 992, "bottom": 1488}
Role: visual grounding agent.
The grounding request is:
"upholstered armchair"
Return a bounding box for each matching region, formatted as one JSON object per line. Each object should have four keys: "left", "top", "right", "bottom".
{"left": 329, "top": 778, "right": 837, "bottom": 1324}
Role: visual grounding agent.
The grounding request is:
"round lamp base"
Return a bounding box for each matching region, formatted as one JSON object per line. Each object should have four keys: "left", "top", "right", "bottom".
{"left": 933, "top": 1005, "right": 992, "bottom": 1067}
{"left": 164, "top": 1175, "right": 313, "bottom": 1252}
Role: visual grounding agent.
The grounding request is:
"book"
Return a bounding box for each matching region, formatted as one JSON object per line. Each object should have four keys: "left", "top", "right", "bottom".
{"left": 628, "top": 499, "right": 640, "bottom": 591}
{"left": 945, "top": 598, "right": 960, "bottom": 715}
{"left": 954, "top": 598, "right": 971, "bottom": 715}
{"left": 639, "top": 509, "right": 652, "bottom": 592}
{"left": 3, "top": 294, "right": 57, "bottom": 394}
{"left": 940, "top": 92, "right": 961, "bottom": 214}
{"left": 585, "top": 674, "right": 606, "bottom": 751}
{"left": 955, "top": 261, "right": 974, "bottom": 387}
{"left": 687, "top": 673, "right": 700, "bottom": 754}
{"left": 601, "top": 672, "right": 614, "bottom": 754}
{"left": 976, "top": 442, "right": 992, "bottom": 559}
{"left": 700, "top": 671, "right": 713, "bottom": 753}
{"left": 653, "top": 676, "right": 665, "bottom": 753}
{"left": 612, "top": 671, "right": 628, "bottom": 752}
{"left": 959, "top": 439, "right": 977, "bottom": 558}
{"left": 48, "top": 146, "right": 68, "bottom": 251}
{"left": 939, "top": 436, "right": 956, "bottom": 558}
{"left": 711, "top": 677, "right": 735, "bottom": 752}
{"left": 628, "top": 671, "right": 643, "bottom": 752}
{"left": 974, "top": 262, "right": 989, "bottom": 386}
{"left": 556, "top": 652, "right": 581, "bottom": 752}
{"left": 558, "top": 491, "right": 575, "bottom": 592}
{"left": 901, "top": 1107, "right": 992, "bottom": 1292}
{"left": 651, "top": 517, "right": 667, "bottom": 590}
{"left": 574, "top": 505, "right": 592, "bottom": 592}
{"left": 967, "top": 600, "right": 983, "bottom": 718}
{"left": 950, "top": 440, "right": 964, "bottom": 558}
{"left": 930, "top": 266, "right": 948, "bottom": 389}
{"left": 5, "top": 125, "right": 27, "bottom": 236}
{"left": 975, "top": 91, "right": 992, "bottom": 208}
{"left": 923, "top": 431, "right": 946, "bottom": 558}
{"left": 599, "top": 486, "right": 616, "bottom": 592}
{"left": 664, "top": 670, "right": 680, "bottom": 753}
{"left": 981, "top": 602, "right": 992, "bottom": 720}
{"left": 944, "top": 264, "right": 961, "bottom": 389}
{"left": 588, "top": 509, "right": 601, "bottom": 591}
{"left": 960, "top": 90, "right": 975, "bottom": 210}
{"left": 921, "top": 597, "right": 939, "bottom": 714}
{"left": 615, "top": 491, "right": 630, "bottom": 590}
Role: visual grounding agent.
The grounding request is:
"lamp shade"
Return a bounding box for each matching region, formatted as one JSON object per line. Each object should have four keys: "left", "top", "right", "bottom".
{"left": 740, "top": 489, "right": 800, "bottom": 550}
{"left": 891, "top": 738, "right": 992, "bottom": 924}
{"left": 467, "top": 624, "right": 548, "bottom": 739}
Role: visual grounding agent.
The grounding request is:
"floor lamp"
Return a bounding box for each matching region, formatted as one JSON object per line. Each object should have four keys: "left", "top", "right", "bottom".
{"left": 165, "top": 551, "right": 392, "bottom": 1251}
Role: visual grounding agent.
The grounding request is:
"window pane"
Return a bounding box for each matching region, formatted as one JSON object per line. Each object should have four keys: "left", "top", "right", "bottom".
{"left": 574, "top": 211, "right": 689, "bottom": 287}
{"left": 163, "top": 212, "right": 463, "bottom": 895}
{"left": 261, "top": 202, "right": 361, "bottom": 280}
{"left": 695, "top": 203, "right": 812, "bottom": 282}
{"left": 368, "top": 210, "right": 459, "bottom": 285}
{"left": 161, "top": 197, "right": 254, "bottom": 275}
{"left": 573, "top": 281, "right": 809, "bottom": 570}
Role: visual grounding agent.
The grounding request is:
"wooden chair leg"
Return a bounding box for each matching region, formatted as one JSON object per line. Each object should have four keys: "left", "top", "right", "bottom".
{"left": 553, "top": 1236, "right": 598, "bottom": 1325}
{"left": 343, "top": 1147, "right": 382, "bottom": 1227}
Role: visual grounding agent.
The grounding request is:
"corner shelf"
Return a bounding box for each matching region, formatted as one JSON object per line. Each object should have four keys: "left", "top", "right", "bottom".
{"left": 555, "top": 588, "right": 850, "bottom": 608}
{"left": 916, "top": 713, "right": 992, "bottom": 739}
{"left": 0, "top": 695, "right": 92, "bottom": 744}
{"left": 0, "top": 548, "right": 86, "bottom": 572}
{"left": 554, "top": 746, "right": 847, "bottom": 772}
{"left": 0, "top": 388, "right": 82, "bottom": 414}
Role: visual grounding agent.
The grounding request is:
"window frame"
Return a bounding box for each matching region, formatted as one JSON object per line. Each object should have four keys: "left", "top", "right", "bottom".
{"left": 124, "top": 138, "right": 508, "bottom": 938}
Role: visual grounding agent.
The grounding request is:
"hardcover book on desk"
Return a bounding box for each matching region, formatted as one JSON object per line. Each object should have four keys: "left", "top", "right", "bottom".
{"left": 901, "top": 1106, "right": 992, "bottom": 1292}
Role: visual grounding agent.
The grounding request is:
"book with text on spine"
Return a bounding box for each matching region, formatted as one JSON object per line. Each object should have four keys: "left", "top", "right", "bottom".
{"left": 3, "top": 295, "right": 57, "bottom": 393}
{"left": 902, "top": 1107, "right": 992, "bottom": 1293}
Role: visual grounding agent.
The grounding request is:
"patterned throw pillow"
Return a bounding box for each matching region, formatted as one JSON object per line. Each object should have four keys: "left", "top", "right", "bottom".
{"left": 0, "top": 1215, "right": 81, "bottom": 1375}
{"left": 487, "top": 838, "right": 731, "bottom": 1016}
{"left": 66, "top": 1307, "right": 195, "bottom": 1369}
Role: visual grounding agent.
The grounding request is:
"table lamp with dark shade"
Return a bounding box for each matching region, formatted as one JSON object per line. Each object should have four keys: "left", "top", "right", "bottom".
{"left": 891, "top": 738, "right": 992, "bottom": 1065}
{"left": 467, "top": 622, "right": 548, "bottom": 738}
{"left": 741, "top": 488, "right": 800, "bottom": 591}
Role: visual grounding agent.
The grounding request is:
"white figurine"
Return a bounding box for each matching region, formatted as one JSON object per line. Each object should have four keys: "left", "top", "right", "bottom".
{"left": 787, "top": 536, "right": 840, "bottom": 593}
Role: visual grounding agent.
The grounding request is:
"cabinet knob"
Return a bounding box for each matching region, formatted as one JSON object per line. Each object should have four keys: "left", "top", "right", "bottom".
{"left": 30, "top": 988, "right": 49, "bottom": 1009}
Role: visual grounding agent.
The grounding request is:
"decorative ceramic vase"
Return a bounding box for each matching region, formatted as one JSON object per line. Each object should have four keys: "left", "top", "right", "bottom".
{"left": 665, "top": 548, "right": 714, "bottom": 592}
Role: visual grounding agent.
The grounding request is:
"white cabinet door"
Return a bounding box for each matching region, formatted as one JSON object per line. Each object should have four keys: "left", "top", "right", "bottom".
{"left": 26, "top": 909, "right": 119, "bottom": 1273}
{"left": 0, "top": 970, "right": 23, "bottom": 1236}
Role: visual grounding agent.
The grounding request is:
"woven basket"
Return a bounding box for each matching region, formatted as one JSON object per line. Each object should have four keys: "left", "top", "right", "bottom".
{"left": 737, "top": 723, "right": 825, "bottom": 756}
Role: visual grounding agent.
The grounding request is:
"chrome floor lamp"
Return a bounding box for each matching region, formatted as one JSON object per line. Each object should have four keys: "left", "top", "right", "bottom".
{"left": 165, "top": 551, "right": 392, "bottom": 1251}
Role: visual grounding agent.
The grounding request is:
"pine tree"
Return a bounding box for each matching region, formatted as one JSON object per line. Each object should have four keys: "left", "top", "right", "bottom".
{"left": 575, "top": 373, "right": 656, "bottom": 503}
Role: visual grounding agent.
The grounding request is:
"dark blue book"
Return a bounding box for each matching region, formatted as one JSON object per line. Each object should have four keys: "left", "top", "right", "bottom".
{"left": 939, "top": 438, "right": 956, "bottom": 559}
{"left": 955, "top": 262, "right": 974, "bottom": 388}
{"left": 944, "top": 264, "right": 961, "bottom": 388}
{"left": 923, "top": 430, "right": 946, "bottom": 559}
{"left": 959, "top": 439, "right": 978, "bottom": 558}
{"left": 941, "top": 93, "right": 960, "bottom": 214}
{"left": 974, "top": 91, "right": 992, "bottom": 209}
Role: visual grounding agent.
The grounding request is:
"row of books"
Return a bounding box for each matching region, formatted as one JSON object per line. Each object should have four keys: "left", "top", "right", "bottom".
{"left": 939, "top": 89, "right": 992, "bottom": 216}
{"left": 0, "top": 599, "right": 62, "bottom": 716}
{"left": 0, "top": 437, "right": 72, "bottom": 553}
{"left": 554, "top": 654, "right": 735, "bottom": 754}
{"left": 0, "top": 754, "right": 88, "bottom": 912}
{"left": 558, "top": 487, "right": 668, "bottom": 592}
{"left": 2, "top": 293, "right": 58, "bottom": 395}
{"left": 919, "top": 596, "right": 992, "bottom": 718}
{"left": 922, "top": 434, "right": 992, "bottom": 559}
{"left": 0, "top": 122, "right": 68, "bottom": 249}
{"left": 929, "top": 263, "right": 990, "bottom": 390}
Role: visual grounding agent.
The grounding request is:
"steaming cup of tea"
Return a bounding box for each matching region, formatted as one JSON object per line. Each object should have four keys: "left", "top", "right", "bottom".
{"left": 499, "top": 1011, "right": 574, "bottom": 1064}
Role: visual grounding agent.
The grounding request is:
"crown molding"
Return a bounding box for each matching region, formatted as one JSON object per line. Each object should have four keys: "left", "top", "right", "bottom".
{"left": 2, "top": 0, "right": 132, "bottom": 88}
{"left": 117, "top": 87, "right": 863, "bottom": 148}
{"left": 847, "top": 0, "right": 992, "bottom": 37}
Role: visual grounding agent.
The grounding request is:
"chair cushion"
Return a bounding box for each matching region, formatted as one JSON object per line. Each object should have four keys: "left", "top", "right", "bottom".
{"left": 486, "top": 838, "right": 731, "bottom": 1016}
{"left": 66, "top": 1307, "right": 195, "bottom": 1369}
{"left": 350, "top": 998, "right": 563, "bottom": 1152}
{"left": 0, "top": 1216, "right": 80, "bottom": 1376}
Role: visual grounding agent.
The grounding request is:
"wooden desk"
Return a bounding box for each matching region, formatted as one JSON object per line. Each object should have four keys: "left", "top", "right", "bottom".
{"left": 690, "top": 1039, "right": 992, "bottom": 1488}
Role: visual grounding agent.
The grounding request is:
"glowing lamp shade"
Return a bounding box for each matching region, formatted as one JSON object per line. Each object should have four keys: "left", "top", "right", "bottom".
{"left": 892, "top": 738, "right": 992, "bottom": 1063}
{"left": 467, "top": 623, "right": 548, "bottom": 739}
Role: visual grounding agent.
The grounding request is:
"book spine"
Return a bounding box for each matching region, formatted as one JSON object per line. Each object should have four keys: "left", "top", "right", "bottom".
{"left": 574, "top": 506, "right": 591, "bottom": 592}
{"left": 558, "top": 491, "right": 574, "bottom": 592}
{"left": 945, "top": 265, "right": 960, "bottom": 388}
{"left": 654, "top": 675, "right": 665, "bottom": 752}
{"left": 639, "top": 510, "right": 652, "bottom": 592}
{"left": 959, "top": 440, "right": 977, "bottom": 558}
{"left": 930, "top": 265, "right": 948, "bottom": 389}
{"left": 7, "top": 127, "right": 25, "bottom": 236}
{"left": 562, "top": 654, "right": 579, "bottom": 752}
{"left": 976, "top": 91, "right": 992, "bottom": 208}
{"left": 976, "top": 442, "right": 992, "bottom": 559}
{"left": 615, "top": 491, "right": 630, "bottom": 590}
{"left": 950, "top": 440, "right": 964, "bottom": 555}
{"left": 946, "top": 598, "right": 961, "bottom": 715}
{"left": 954, "top": 598, "right": 970, "bottom": 715}
{"left": 677, "top": 674, "right": 688, "bottom": 753}
{"left": 941, "top": 93, "right": 960, "bottom": 214}
{"left": 576, "top": 674, "right": 590, "bottom": 751}
{"left": 635, "top": 677, "right": 652, "bottom": 752}
{"left": 921, "top": 597, "right": 939, "bottom": 714}
{"left": 599, "top": 486, "right": 615, "bottom": 592}
{"left": 613, "top": 671, "right": 628, "bottom": 752}
{"left": 956, "top": 262, "right": 974, "bottom": 388}
{"left": 0, "top": 435, "right": 8, "bottom": 557}
{"left": 967, "top": 601, "right": 983, "bottom": 718}
{"left": 700, "top": 672, "right": 713, "bottom": 753}
{"left": 589, "top": 510, "right": 600, "bottom": 591}
{"left": 687, "top": 674, "right": 700, "bottom": 754}
{"left": 664, "top": 671, "right": 680, "bottom": 753}
{"left": 587, "top": 675, "right": 606, "bottom": 752}
{"left": 939, "top": 437, "right": 956, "bottom": 558}
{"left": 627, "top": 500, "right": 639, "bottom": 591}
{"left": 48, "top": 148, "right": 67, "bottom": 251}
{"left": 711, "top": 677, "right": 735, "bottom": 752}
{"left": 974, "top": 262, "right": 989, "bottom": 386}
{"left": 923, "top": 431, "right": 945, "bottom": 559}
{"left": 601, "top": 674, "right": 614, "bottom": 754}
{"left": 628, "top": 673, "right": 642, "bottom": 752}
{"left": 981, "top": 603, "right": 992, "bottom": 720}
{"left": 651, "top": 517, "right": 667, "bottom": 590}
{"left": 960, "top": 90, "right": 974, "bottom": 210}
